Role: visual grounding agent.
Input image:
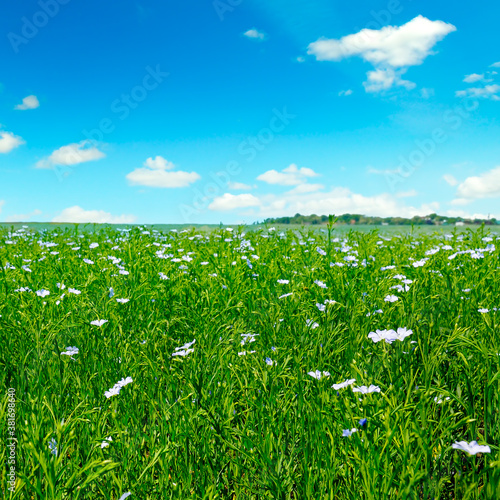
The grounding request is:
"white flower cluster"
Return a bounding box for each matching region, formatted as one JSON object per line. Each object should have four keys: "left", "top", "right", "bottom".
{"left": 368, "top": 327, "right": 413, "bottom": 344}
{"left": 172, "top": 339, "right": 196, "bottom": 357}
{"left": 105, "top": 377, "right": 133, "bottom": 398}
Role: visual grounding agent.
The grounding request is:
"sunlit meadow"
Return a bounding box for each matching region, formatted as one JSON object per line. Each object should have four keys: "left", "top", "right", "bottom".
{"left": 1, "top": 223, "right": 499, "bottom": 499}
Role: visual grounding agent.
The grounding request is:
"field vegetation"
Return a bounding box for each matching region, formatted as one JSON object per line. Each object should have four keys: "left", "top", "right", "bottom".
{"left": 1, "top": 224, "right": 499, "bottom": 499}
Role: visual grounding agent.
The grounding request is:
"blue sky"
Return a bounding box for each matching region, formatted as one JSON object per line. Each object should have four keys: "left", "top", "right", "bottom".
{"left": 1, "top": 0, "right": 499, "bottom": 224}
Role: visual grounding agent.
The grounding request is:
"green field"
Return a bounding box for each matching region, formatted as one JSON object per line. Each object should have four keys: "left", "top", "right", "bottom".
{"left": 1, "top": 224, "right": 499, "bottom": 499}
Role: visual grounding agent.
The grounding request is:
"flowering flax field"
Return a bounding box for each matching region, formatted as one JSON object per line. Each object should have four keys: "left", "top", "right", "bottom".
{"left": 1, "top": 224, "right": 500, "bottom": 500}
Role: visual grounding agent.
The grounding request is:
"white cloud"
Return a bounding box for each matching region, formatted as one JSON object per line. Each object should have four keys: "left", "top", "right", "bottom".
{"left": 0, "top": 131, "right": 25, "bottom": 153}
{"left": 490, "top": 61, "right": 500, "bottom": 68}
{"left": 308, "top": 16, "right": 456, "bottom": 93}
{"left": 463, "top": 73, "right": 486, "bottom": 83}
{"left": 307, "top": 16, "right": 456, "bottom": 66}
{"left": 144, "top": 156, "right": 175, "bottom": 170}
{"left": 228, "top": 181, "right": 252, "bottom": 190}
{"left": 443, "top": 174, "right": 458, "bottom": 186}
{"left": 455, "top": 85, "right": 500, "bottom": 101}
{"left": 15, "top": 95, "right": 40, "bottom": 110}
{"left": 257, "top": 163, "right": 319, "bottom": 186}
{"left": 208, "top": 193, "right": 261, "bottom": 211}
{"left": 0, "top": 200, "right": 4, "bottom": 215}
{"left": 338, "top": 89, "right": 353, "bottom": 96}
{"left": 52, "top": 206, "right": 136, "bottom": 224}
{"left": 296, "top": 56, "right": 305, "bottom": 63}
{"left": 243, "top": 29, "right": 266, "bottom": 41}
{"left": 446, "top": 209, "right": 497, "bottom": 219}
{"left": 253, "top": 186, "right": 439, "bottom": 219}
{"left": 36, "top": 140, "right": 105, "bottom": 168}
{"left": 126, "top": 156, "right": 200, "bottom": 188}
{"left": 364, "top": 67, "right": 415, "bottom": 93}
{"left": 5, "top": 209, "right": 42, "bottom": 222}
{"left": 455, "top": 166, "right": 500, "bottom": 200}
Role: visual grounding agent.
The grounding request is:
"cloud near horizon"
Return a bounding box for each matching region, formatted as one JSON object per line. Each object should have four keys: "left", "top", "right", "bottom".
{"left": 208, "top": 193, "right": 261, "bottom": 211}
{"left": 52, "top": 206, "right": 136, "bottom": 224}
{"left": 445, "top": 209, "right": 498, "bottom": 220}
{"left": 453, "top": 166, "right": 500, "bottom": 203}
{"left": 307, "top": 15, "right": 456, "bottom": 93}
{"left": 4, "top": 209, "right": 42, "bottom": 222}
{"left": 209, "top": 184, "right": 440, "bottom": 219}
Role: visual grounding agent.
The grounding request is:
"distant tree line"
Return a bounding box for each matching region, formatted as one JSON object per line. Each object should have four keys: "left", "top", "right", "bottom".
{"left": 259, "top": 213, "right": 498, "bottom": 226}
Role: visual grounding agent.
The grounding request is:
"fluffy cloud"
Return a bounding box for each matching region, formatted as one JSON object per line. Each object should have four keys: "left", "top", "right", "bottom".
{"left": 4, "top": 209, "right": 42, "bottom": 222}
{"left": 144, "top": 156, "right": 175, "bottom": 170}
{"left": 443, "top": 174, "right": 458, "bottom": 186}
{"left": 258, "top": 188, "right": 439, "bottom": 219}
{"left": 243, "top": 29, "right": 266, "bottom": 40}
{"left": 490, "top": 62, "right": 500, "bottom": 68}
{"left": 308, "top": 16, "right": 456, "bottom": 93}
{"left": 307, "top": 16, "right": 455, "bottom": 66}
{"left": 257, "top": 164, "right": 319, "bottom": 186}
{"left": 36, "top": 140, "right": 105, "bottom": 168}
{"left": 463, "top": 73, "right": 486, "bottom": 83}
{"left": 226, "top": 185, "right": 440, "bottom": 219}
{"left": 52, "top": 206, "right": 136, "bottom": 224}
{"left": 454, "top": 166, "right": 500, "bottom": 200}
{"left": 126, "top": 155, "right": 200, "bottom": 188}
{"left": 15, "top": 95, "right": 40, "bottom": 110}
{"left": 364, "top": 67, "right": 415, "bottom": 93}
{"left": 0, "top": 131, "right": 25, "bottom": 153}
{"left": 455, "top": 85, "right": 500, "bottom": 101}
{"left": 208, "top": 193, "right": 261, "bottom": 211}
